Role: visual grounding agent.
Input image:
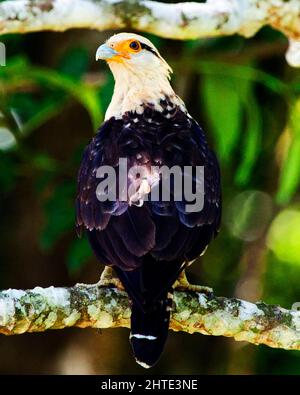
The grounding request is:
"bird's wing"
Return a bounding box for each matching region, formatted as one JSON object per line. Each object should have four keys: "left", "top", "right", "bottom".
{"left": 76, "top": 107, "right": 221, "bottom": 272}
{"left": 76, "top": 118, "right": 156, "bottom": 270}
{"left": 76, "top": 121, "right": 112, "bottom": 234}
{"left": 149, "top": 112, "right": 221, "bottom": 263}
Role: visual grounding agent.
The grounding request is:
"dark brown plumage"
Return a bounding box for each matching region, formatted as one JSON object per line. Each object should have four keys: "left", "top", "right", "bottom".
{"left": 76, "top": 34, "right": 221, "bottom": 368}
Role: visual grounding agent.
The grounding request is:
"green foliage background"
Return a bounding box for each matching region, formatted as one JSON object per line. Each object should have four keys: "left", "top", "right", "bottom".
{"left": 0, "top": 21, "right": 299, "bottom": 374}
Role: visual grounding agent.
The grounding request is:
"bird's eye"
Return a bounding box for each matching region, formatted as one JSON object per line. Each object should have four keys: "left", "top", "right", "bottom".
{"left": 129, "top": 41, "right": 140, "bottom": 51}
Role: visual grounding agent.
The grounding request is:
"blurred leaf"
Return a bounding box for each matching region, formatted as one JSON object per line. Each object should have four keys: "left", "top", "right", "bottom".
{"left": 0, "top": 61, "right": 103, "bottom": 131}
{"left": 98, "top": 72, "right": 114, "bottom": 113}
{"left": 276, "top": 139, "right": 300, "bottom": 204}
{"left": 67, "top": 236, "right": 92, "bottom": 274}
{"left": 200, "top": 66, "right": 261, "bottom": 183}
{"left": 235, "top": 82, "right": 262, "bottom": 185}
{"left": 276, "top": 99, "right": 300, "bottom": 204}
{"left": 197, "top": 61, "right": 288, "bottom": 96}
{"left": 40, "top": 182, "right": 75, "bottom": 250}
{"left": 26, "top": 68, "right": 103, "bottom": 130}
{"left": 201, "top": 74, "right": 242, "bottom": 162}
{"left": 21, "top": 99, "right": 66, "bottom": 136}
{"left": 0, "top": 110, "right": 18, "bottom": 150}
{"left": 58, "top": 47, "right": 89, "bottom": 80}
{"left": 78, "top": 86, "right": 103, "bottom": 130}
{"left": 0, "top": 127, "right": 16, "bottom": 150}
{"left": 5, "top": 55, "right": 29, "bottom": 70}
{"left": 8, "top": 92, "right": 66, "bottom": 137}
{"left": 31, "top": 153, "right": 58, "bottom": 172}
{"left": 8, "top": 92, "right": 48, "bottom": 122}
{"left": 10, "top": 108, "right": 23, "bottom": 132}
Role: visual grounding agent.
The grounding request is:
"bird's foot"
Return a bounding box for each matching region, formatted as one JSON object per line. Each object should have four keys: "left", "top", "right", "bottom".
{"left": 98, "top": 266, "right": 124, "bottom": 290}
{"left": 75, "top": 267, "right": 124, "bottom": 291}
{"left": 174, "top": 270, "right": 213, "bottom": 295}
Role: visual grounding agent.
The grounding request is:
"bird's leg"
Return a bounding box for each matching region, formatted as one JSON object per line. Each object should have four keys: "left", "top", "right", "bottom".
{"left": 75, "top": 266, "right": 124, "bottom": 291}
{"left": 173, "top": 269, "right": 213, "bottom": 295}
{"left": 98, "top": 266, "right": 124, "bottom": 290}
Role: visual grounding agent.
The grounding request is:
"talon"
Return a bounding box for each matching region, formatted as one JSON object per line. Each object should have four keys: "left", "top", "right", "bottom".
{"left": 75, "top": 267, "right": 124, "bottom": 291}
{"left": 99, "top": 266, "right": 124, "bottom": 290}
{"left": 173, "top": 270, "right": 213, "bottom": 295}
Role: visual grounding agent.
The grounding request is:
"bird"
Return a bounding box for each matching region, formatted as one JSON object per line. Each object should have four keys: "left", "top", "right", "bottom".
{"left": 76, "top": 33, "right": 221, "bottom": 369}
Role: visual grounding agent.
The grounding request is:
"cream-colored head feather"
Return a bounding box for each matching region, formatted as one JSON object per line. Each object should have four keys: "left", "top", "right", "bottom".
{"left": 96, "top": 33, "right": 184, "bottom": 120}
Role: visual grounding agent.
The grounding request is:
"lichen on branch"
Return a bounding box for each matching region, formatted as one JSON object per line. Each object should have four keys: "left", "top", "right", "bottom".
{"left": 0, "top": 0, "right": 300, "bottom": 66}
{"left": 0, "top": 284, "right": 299, "bottom": 351}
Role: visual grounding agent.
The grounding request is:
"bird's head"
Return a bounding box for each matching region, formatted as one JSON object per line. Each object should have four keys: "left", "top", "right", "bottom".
{"left": 96, "top": 33, "right": 183, "bottom": 119}
{"left": 96, "top": 32, "right": 172, "bottom": 80}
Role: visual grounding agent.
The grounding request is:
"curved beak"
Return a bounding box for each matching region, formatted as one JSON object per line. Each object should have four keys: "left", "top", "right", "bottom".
{"left": 96, "top": 44, "right": 118, "bottom": 61}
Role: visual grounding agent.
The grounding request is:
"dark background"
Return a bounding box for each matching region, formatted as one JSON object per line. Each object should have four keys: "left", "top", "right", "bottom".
{"left": 0, "top": 11, "right": 300, "bottom": 374}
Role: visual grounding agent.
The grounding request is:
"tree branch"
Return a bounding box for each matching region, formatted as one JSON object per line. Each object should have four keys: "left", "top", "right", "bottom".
{"left": 0, "top": 0, "right": 300, "bottom": 66}
{"left": 0, "top": 0, "right": 299, "bottom": 352}
{"left": 0, "top": 284, "right": 299, "bottom": 350}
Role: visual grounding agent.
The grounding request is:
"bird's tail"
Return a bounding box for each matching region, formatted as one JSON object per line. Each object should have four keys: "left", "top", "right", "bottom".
{"left": 130, "top": 290, "right": 173, "bottom": 369}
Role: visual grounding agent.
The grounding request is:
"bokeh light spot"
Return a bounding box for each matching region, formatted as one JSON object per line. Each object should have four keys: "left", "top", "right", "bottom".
{"left": 267, "top": 209, "right": 300, "bottom": 265}
{"left": 225, "top": 190, "right": 273, "bottom": 242}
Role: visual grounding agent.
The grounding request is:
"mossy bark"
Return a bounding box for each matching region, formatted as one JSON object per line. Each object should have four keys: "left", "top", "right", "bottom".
{"left": 0, "top": 1, "right": 300, "bottom": 66}
{"left": 0, "top": 284, "right": 299, "bottom": 350}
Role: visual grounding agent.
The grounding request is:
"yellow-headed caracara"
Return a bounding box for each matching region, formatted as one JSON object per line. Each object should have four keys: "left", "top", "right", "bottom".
{"left": 76, "top": 33, "right": 221, "bottom": 368}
